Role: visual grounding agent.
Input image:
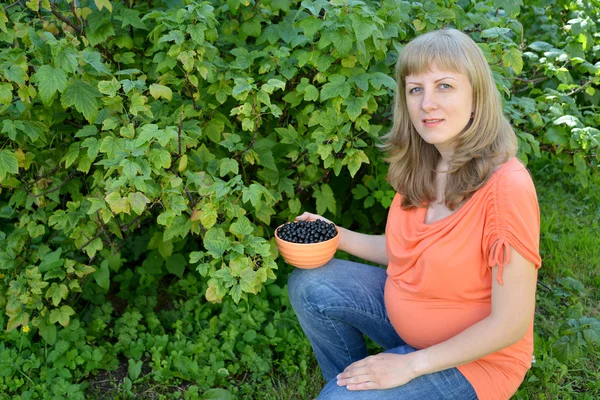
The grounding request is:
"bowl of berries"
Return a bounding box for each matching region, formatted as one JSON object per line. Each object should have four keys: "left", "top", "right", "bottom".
{"left": 275, "top": 219, "right": 339, "bottom": 269}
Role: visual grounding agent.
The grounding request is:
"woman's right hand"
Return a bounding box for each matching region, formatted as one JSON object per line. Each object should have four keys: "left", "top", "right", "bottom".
{"left": 295, "top": 212, "right": 334, "bottom": 225}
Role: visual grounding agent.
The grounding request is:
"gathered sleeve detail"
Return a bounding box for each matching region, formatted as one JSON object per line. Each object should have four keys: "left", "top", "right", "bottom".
{"left": 484, "top": 165, "right": 542, "bottom": 285}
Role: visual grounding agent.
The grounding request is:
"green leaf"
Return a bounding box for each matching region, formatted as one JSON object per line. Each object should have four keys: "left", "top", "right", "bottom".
{"left": 61, "top": 81, "right": 101, "bottom": 123}
{"left": 94, "top": 0, "right": 113, "bottom": 12}
{"left": 219, "top": 158, "right": 239, "bottom": 177}
{"left": 128, "top": 192, "right": 150, "bottom": 215}
{"left": 320, "top": 75, "right": 351, "bottom": 101}
{"left": 46, "top": 283, "right": 69, "bottom": 307}
{"left": 313, "top": 183, "right": 336, "bottom": 215}
{"left": 502, "top": 48, "right": 523, "bottom": 74}
{"left": 350, "top": 15, "right": 376, "bottom": 42}
{"left": 6, "top": 310, "right": 29, "bottom": 332}
{"left": 149, "top": 83, "right": 173, "bottom": 101}
{"left": 204, "top": 119, "right": 224, "bottom": 143}
{"left": 149, "top": 149, "right": 171, "bottom": 169}
{"left": 93, "top": 260, "right": 110, "bottom": 290}
{"left": 298, "top": 16, "right": 322, "bottom": 38}
{"left": 0, "top": 82, "right": 12, "bottom": 105}
{"left": 203, "top": 228, "right": 228, "bottom": 258}
{"left": 239, "top": 267, "right": 260, "bottom": 294}
{"left": 98, "top": 77, "right": 121, "bottom": 97}
{"left": 288, "top": 198, "right": 301, "bottom": 215}
{"left": 105, "top": 191, "right": 131, "bottom": 214}
{"left": 37, "top": 319, "right": 57, "bottom": 345}
{"left": 493, "top": 0, "right": 522, "bottom": 17}
{"left": 128, "top": 359, "right": 143, "bottom": 381}
{"left": 201, "top": 388, "right": 236, "bottom": 400}
{"left": 120, "top": 159, "right": 142, "bottom": 179}
{"left": 33, "top": 65, "right": 67, "bottom": 104}
{"left": 552, "top": 335, "right": 580, "bottom": 363}
{"left": 369, "top": 72, "right": 396, "bottom": 90}
{"left": 199, "top": 203, "right": 218, "bottom": 229}
{"left": 0, "top": 149, "right": 19, "bottom": 182}
{"left": 85, "top": 237, "right": 103, "bottom": 259}
{"left": 230, "top": 216, "right": 253, "bottom": 237}
{"left": 166, "top": 254, "right": 186, "bottom": 278}
{"left": 347, "top": 150, "right": 370, "bottom": 177}
{"left": 49, "top": 305, "right": 76, "bottom": 327}
{"left": 3, "top": 64, "right": 26, "bottom": 86}
{"left": 54, "top": 46, "right": 79, "bottom": 74}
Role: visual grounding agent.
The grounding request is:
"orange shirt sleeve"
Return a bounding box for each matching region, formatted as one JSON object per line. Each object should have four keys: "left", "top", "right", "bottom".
{"left": 484, "top": 166, "right": 542, "bottom": 285}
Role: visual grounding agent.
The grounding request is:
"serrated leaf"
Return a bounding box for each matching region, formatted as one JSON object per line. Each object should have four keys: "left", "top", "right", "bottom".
{"left": 98, "top": 77, "right": 121, "bottom": 97}
{"left": 199, "top": 203, "right": 218, "bottom": 229}
{"left": 239, "top": 267, "right": 260, "bottom": 294}
{"left": 320, "top": 75, "right": 351, "bottom": 101}
{"left": 61, "top": 81, "right": 101, "bottom": 123}
{"left": 85, "top": 237, "right": 103, "bottom": 259}
{"left": 203, "top": 228, "right": 228, "bottom": 258}
{"left": 219, "top": 158, "right": 239, "bottom": 177}
{"left": 105, "top": 191, "right": 131, "bottom": 214}
{"left": 46, "top": 283, "right": 69, "bottom": 307}
{"left": 204, "top": 119, "right": 224, "bottom": 143}
{"left": 128, "top": 192, "right": 150, "bottom": 215}
{"left": 149, "top": 149, "right": 171, "bottom": 169}
{"left": 347, "top": 150, "right": 370, "bottom": 177}
{"left": 94, "top": 0, "right": 113, "bottom": 12}
{"left": 149, "top": 83, "right": 172, "bottom": 101}
{"left": 0, "top": 82, "right": 12, "bottom": 105}
{"left": 49, "top": 305, "right": 76, "bottom": 327}
{"left": 350, "top": 15, "right": 376, "bottom": 42}
{"left": 552, "top": 335, "right": 580, "bottom": 363}
{"left": 502, "top": 48, "right": 523, "bottom": 74}
{"left": 230, "top": 216, "right": 253, "bottom": 237}
{"left": 0, "top": 149, "right": 19, "bottom": 182}
{"left": 32, "top": 66, "right": 68, "bottom": 104}
{"left": 313, "top": 183, "right": 336, "bottom": 215}
{"left": 166, "top": 254, "right": 186, "bottom": 278}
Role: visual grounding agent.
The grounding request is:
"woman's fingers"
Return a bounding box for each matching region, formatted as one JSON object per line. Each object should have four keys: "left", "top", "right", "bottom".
{"left": 295, "top": 212, "right": 332, "bottom": 224}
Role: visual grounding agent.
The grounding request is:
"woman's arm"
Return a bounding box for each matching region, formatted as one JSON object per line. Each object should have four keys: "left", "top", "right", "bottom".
{"left": 336, "top": 246, "right": 537, "bottom": 390}
{"left": 296, "top": 212, "right": 388, "bottom": 266}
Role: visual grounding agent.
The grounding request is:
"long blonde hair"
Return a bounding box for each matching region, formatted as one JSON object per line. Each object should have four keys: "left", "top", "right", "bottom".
{"left": 381, "top": 29, "right": 517, "bottom": 210}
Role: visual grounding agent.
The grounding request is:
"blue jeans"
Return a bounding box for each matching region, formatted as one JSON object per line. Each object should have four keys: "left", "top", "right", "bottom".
{"left": 288, "top": 258, "right": 478, "bottom": 400}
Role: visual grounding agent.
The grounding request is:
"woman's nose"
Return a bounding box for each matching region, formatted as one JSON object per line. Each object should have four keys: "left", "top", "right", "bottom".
{"left": 420, "top": 90, "right": 438, "bottom": 112}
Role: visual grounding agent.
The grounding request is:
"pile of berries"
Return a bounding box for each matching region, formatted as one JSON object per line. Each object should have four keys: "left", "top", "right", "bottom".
{"left": 277, "top": 220, "right": 337, "bottom": 244}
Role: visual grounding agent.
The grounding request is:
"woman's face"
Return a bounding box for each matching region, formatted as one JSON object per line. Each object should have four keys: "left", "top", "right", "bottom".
{"left": 405, "top": 63, "right": 474, "bottom": 156}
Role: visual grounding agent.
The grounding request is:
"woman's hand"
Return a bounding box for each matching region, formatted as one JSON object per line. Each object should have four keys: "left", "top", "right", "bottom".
{"left": 336, "top": 353, "right": 421, "bottom": 391}
{"left": 295, "top": 212, "right": 333, "bottom": 225}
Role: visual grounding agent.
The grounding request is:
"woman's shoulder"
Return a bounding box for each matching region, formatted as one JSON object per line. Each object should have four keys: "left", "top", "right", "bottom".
{"left": 491, "top": 157, "right": 536, "bottom": 190}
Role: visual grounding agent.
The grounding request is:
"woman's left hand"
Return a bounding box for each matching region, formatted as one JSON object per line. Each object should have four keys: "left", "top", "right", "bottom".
{"left": 336, "top": 353, "right": 421, "bottom": 390}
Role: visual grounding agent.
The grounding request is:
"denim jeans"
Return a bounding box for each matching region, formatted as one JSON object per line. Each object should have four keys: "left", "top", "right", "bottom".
{"left": 288, "top": 258, "right": 478, "bottom": 400}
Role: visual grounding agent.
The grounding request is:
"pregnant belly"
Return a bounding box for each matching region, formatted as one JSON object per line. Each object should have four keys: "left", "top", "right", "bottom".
{"left": 384, "top": 279, "right": 491, "bottom": 349}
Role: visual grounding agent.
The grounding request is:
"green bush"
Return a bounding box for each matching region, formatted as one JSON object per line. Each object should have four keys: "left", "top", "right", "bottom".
{"left": 0, "top": 0, "right": 598, "bottom": 397}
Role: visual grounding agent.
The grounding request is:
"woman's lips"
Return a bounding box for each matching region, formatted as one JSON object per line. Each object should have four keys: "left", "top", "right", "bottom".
{"left": 422, "top": 119, "right": 444, "bottom": 127}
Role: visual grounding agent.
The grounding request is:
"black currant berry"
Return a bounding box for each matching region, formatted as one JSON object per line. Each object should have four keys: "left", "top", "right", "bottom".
{"left": 277, "top": 219, "right": 337, "bottom": 244}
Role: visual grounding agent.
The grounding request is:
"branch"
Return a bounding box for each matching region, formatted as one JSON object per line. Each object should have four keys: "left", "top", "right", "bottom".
{"left": 566, "top": 80, "right": 593, "bottom": 96}
{"left": 286, "top": 149, "right": 309, "bottom": 170}
{"left": 178, "top": 112, "right": 183, "bottom": 157}
{"left": 5, "top": 1, "right": 23, "bottom": 10}
{"left": 33, "top": 169, "right": 79, "bottom": 198}
{"left": 50, "top": 1, "right": 84, "bottom": 35}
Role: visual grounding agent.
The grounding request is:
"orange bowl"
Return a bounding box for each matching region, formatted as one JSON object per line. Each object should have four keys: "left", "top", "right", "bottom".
{"left": 275, "top": 222, "right": 339, "bottom": 269}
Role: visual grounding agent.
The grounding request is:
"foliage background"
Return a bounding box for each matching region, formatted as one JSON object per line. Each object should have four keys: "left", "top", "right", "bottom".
{"left": 0, "top": 0, "right": 599, "bottom": 398}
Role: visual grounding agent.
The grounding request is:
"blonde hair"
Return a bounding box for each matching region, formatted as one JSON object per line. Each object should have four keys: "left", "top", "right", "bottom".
{"left": 381, "top": 29, "right": 517, "bottom": 210}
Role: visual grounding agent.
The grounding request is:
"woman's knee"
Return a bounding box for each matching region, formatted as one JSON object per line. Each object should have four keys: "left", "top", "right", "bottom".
{"left": 287, "top": 259, "right": 344, "bottom": 311}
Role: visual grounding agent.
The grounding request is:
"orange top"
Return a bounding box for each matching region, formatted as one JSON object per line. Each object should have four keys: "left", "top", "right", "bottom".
{"left": 384, "top": 157, "right": 541, "bottom": 400}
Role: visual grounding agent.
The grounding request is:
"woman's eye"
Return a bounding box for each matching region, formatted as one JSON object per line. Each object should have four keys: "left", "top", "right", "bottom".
{"left": 408, "top": 87, "right": 421, "bottom": 94}
{"left": 439, "top": 83, "right": 451, "bottom": 89}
